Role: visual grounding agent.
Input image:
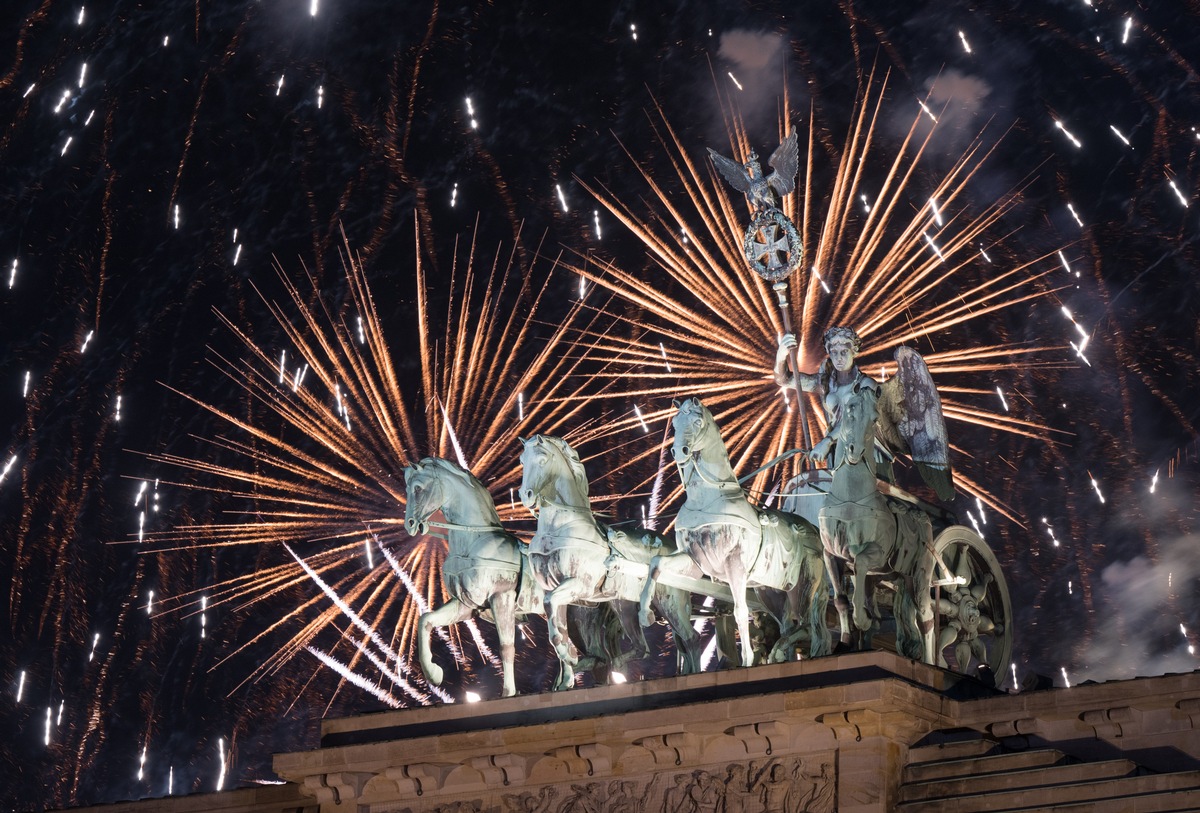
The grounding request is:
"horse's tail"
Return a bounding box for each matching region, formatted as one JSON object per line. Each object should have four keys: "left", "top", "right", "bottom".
{"left": 893, "top": 578, "right": 925, "bottom": 662}
{"left": 805, "top": 545, "right": 833, "bottom": 658}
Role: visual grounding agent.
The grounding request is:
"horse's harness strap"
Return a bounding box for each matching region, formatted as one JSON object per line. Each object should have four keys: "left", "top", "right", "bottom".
{"left": 427, "top": 519, "right": 505, "bottom": 534}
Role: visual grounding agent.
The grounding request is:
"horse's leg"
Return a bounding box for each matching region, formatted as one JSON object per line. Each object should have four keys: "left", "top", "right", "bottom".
{"left": 823, "top": 550, "right": 852, "bottom": 648}
{"left": 545, "top": 578, "right": 594, "bottom": 691}
{"left": 851, "top": 557, "right": 871, "bottom": 634}
{"left": 419, "top": 598, "right": 473, "bottom": 687}
{"left": 807, "top": 553, "right": 833, "bottom": 658}
{"left": 657, "top": 587, "right": 702, "bottom": 675}
{"left": 612, "top": 600, "right": 649, "bottom": 675}
{"left": 723, "top": 556, "right": 754, "bottom": 668}
{"left": 757, "top": 587, "right": 798, "bottom": 664}
{"left": 490, "top": 589, "right": 518, "bottom": 697}
{"left": 640, "top": 552, "right": 702, "bottom": 627}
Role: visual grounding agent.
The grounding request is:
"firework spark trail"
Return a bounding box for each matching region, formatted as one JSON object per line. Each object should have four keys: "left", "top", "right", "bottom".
{"left": 284, "top": 543, "right": 447, "bottom": 703}
{"left": 306, "top": 647, "right": 403, "bottom": 708}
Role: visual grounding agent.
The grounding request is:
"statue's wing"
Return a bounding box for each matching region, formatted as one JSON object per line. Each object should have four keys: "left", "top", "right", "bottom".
{"left": 766, "top": 131, "right": 800, "bottom": 196}
{"left": 878, "top": 347, "right": 955, "bottom": 501}
{"left": 707, "top": 147, "right": 752, "bottom": 193}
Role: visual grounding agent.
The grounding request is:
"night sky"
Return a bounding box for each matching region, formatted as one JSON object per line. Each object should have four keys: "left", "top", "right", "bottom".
{"left": 2, "top": 1, "right": 1199, "bottom": 809}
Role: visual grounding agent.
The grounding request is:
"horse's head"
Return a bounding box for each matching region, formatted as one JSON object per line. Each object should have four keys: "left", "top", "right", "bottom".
{"left": 518, "top": 435, "right": 588, "bottom": 511}
{"left": 403, "top": 458, "right": 445, "bottom": 536}
{"left": 671, "top": 397, "right": 713, "bottom": 464}
{"left": 833, "top": 389, "right": 875, "bottom": 466}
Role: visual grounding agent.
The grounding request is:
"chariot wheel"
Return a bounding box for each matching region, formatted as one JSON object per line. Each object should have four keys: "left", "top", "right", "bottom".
{"left": 923, "top": 526, "right": 1013, "bottom": 687}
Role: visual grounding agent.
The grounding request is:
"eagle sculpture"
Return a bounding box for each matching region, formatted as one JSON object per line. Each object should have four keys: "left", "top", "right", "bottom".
{"left": 707, "top": 131, "right": 800, "bottom": 213}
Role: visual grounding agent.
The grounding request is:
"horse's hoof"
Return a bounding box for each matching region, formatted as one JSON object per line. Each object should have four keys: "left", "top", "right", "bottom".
{"left": 426, "top": 664, "right": 444, "bottom": 686}
{"left": 639, "top": 610, "right": 656, "bottom": 627}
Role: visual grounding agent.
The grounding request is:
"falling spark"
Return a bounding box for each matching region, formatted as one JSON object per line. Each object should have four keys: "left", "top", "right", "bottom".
{"left": 1109, "top": 125, "right": 1131, "bottom": 147}
{"left": 310, "top": 0, "right": 318, "bottom": 16}
{"left": 77, "top": 7, "right": 85, "bottom": 24}
{"left": 1066, "top": 203, "right": 1083, "bottom": 227}
{"left": 1122, "top": 17, "right": 1133, "bottom": 44}
{"left": 659, "top": 342, "right": 671, "bottom": 372}
{"left": 633, "top": 405, "right": 649, "bottom": 433}
{"left": 84, "top": 109, "right": 94, "bottom": 125}
{"left": 1149, "top": 469, "right": 1160, "bottom": 493}
{"left": 517, "top": 391, "right": 525, "bottom": 421}
{"left": 957, "top": 30, "right": 972, "bottom": 54}
{"left": 115, "top": 394, "right": 122, "bottom": 422}
{"left": 216, "top": 738, "right": 226, "bottom": 791}
{"left": 1061, "top": 667, "right": 1071, "bottom": 688}
{"left": 555, "top": 183, "right": 569, "bottom": 212}
{"left": 162, "top": 36, "right": 169, "bottom": 47}
{"left": 80, "top": 330, "right": 94, "bottom": 353}
{"left": 137, "top": 746, "right": 147, "bottom": 781}
{"left": 464, "top": 97, "right": 477, "bottom": 129}
{"left": 278, "top": 350, "right": 286, "bottom": 383}
{"left": 317, "top": 85, "right": 324, "bottom": 108}
{"left": 275, "top": 75, "right": 284, "bottom": 96}
{"left": 918, "top": 100, "right": 937, "bottom": 123}
{"left": 995, "top": 387, "right": 1009, "bottom": 412}
{"left": 967, "top": 510, "right": 984, "bottom": 539}
{"left": 138, "top": 511, "right": 145, "bottom": 542}
{"left": 810, "top": 266, "right": 831, "bottom": 293}
{"left": 860, "top": 193, "right": 871, "bottom": 213}
{"left": 593, "top": 209, "right": 602, "bottom": 239}
{"left": 53, "top": 89, "right": 72, "bottom": 114}
{"left": 630, "top": 23, "right": 637, "bottom": 41}
{"left": 727, "top": 72, "right": 743, "bottom": 91}
{"left": 22, "top": 370, "right": 30, "bottom": 397}
{"left": 168, "top": 767, "right": 174, "bottom": 795}
{"left": 1011, "top": 662, "right": 1018, "bottom": 689}
{"left": 450, "top": 182, "right": 458, "bottom": 207}
{"left": 88, "top": 632, "right": 100, "bottom": 661}
{"left": 44, "top": 706, "right": 52, "bottom": 745}
{"left": 15, "top": 671, "right": 25, "bottom": 702}
{"left": 929, "top": 197, "right": 943, "bottom": 226}
{"left": 1167, "top": 177, "right": 1189, "bottom": 208}
{"left": 356, "top": 316, "right": 365, "bottom": 344}
{"left": 979, "top": 247, "right": 992, "bottom": 263}
{"left": 465, "top": 691, "right": 482, "bottom": 703}
{"left": 135, "top": 480, "right": 147, "bottom": 506}
{"left": 1068, "top": 580, "right": 1073, "bottom": 595}
{"left": 578, "top": 272, "right": 586, "bottom": 300}
{"left": 173, "top": 204, "right": 180, "bottom": 229}
{"left": 1087, "top": 471, "right": 1106, "bottom": 503}
{"left": 1054, "top": 119, "right": 1082, "bottom": 149}
{"left": 0, "top": 454, "right": 17, "bottom": 485}
{"left": 200, "top": 595, "right": 208, "bottom": 639}
{"left": 975, "top": 497, "right": 988, "bottom": 525}
{"left": 23, "top": 83, "right": 35, "bottom": 98}
{"left": 60, "top": 136, "right": 73, "bottom": 156}
{"left": 1042, "top": 517, "right": 1061, "bottom": 548}
{"left": 56, "top": 700, "right": 64, "bottom": 726}
{"left": 78, "top": 62, "right": 87, "bottom": 88}
{"left": 1057, "top": 250, "right": 1078, "bottom": 277}
{"left": 364, "top": 538, "right": 374, "bottom": 569}
{"left": 232, "top": 244, "right": 242, "bottom": 265}
{"left": 922, "top": 232, "right": 946, "bottom": 262}
{"left": 146, "top": 588, "right": 154, "bottom": 613}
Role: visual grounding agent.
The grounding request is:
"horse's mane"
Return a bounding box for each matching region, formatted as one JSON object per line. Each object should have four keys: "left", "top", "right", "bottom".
{"left": 424, "top": 456, "right": 484, "bottom": 491}
{"left": 540, "top": 436, "right": 590, "bottom": 498}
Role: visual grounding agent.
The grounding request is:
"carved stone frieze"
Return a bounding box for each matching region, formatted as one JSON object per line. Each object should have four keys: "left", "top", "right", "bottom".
{"left": 371, "top": 755, "right": 836, "bottom": 813}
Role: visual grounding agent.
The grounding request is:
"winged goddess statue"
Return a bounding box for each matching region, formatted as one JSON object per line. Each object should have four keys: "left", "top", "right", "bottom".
{"left": 775, "top": 329, "right": 955, "bottom": 502}
{"left": 707, "top": 131, "right": 800, "bottom": 214}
